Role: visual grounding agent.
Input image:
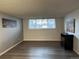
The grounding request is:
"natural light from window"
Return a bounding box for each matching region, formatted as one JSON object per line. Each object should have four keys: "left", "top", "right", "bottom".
{"left": 29, "top": 19, "right": 56, "bottom": 29}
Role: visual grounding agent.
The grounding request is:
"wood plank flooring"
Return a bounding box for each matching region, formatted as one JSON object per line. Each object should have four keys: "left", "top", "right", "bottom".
{"left": 0, "top": 41, "right": 79, "bottom": 59}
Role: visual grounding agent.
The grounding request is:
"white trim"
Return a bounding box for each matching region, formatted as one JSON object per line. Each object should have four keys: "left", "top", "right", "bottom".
{"left": 0, "top": 41, "right": 23, "bottom": 56}
{"left": 73, "top": 49, "right": 79, "bottom": 55}
{"left": 23, "top": 39, "right": 61, "bottom": 41}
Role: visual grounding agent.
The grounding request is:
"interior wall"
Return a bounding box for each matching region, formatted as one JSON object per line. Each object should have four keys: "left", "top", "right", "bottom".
{"left": 64, "top": 9, "right": 79, "bottom": 54}
{"left": 0, "top": 13, "right": 23, "bottom": 55}
{"left": 23, "top": 17, "right": 64, "bottom": 41}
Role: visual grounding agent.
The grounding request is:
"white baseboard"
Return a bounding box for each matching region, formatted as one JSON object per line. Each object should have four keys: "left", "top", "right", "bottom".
{"left": 73, "top": 49, "right": 79, "bottom": 55}
{"left": 0, "top": 41, "right": 23, "bottom": 56}
{"left": 23, "top": 39, "right": 61, "bottom": 41}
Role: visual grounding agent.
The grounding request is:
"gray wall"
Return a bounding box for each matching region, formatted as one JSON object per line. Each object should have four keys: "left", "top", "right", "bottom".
{"left": 0, "top": 13, "right": 23, "bottom": 55}
{"left": 23, "top": 17, "right": 64, "bottom": 41}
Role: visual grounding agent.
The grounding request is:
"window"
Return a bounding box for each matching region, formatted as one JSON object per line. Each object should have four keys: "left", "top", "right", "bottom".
{"left": 29, "top": 19, "right": 56, "bottom": 29}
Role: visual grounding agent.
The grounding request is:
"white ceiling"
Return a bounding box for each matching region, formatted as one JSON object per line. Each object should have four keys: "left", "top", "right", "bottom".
{"left": 0, "top": 0, "right": 79, "bottom": 18}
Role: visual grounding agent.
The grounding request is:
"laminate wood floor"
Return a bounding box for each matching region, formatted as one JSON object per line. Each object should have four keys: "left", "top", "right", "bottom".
{"left": 0, "top": 41, "right": 79, "bottom": 59}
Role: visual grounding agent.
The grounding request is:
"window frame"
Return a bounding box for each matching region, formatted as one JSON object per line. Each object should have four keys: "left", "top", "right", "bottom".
{"left": 28, "top": 18, "right": 56, "bottom": 29}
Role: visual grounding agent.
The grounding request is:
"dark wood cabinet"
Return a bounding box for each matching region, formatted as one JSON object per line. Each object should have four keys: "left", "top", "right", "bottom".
{"left": 61, "top": 33, "right": 74, "bottom": 50}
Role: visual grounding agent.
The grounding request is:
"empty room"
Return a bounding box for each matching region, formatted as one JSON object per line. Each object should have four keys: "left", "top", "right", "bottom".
{"left": 0, "top": 0, "right": 79, "bottom": 59}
